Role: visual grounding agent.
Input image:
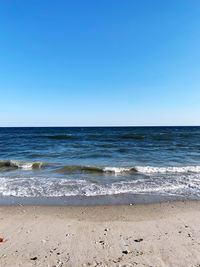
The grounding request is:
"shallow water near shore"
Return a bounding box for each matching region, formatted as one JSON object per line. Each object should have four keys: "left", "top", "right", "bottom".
{"left": 1, "top": 126, "right": 200, "bottom": 205}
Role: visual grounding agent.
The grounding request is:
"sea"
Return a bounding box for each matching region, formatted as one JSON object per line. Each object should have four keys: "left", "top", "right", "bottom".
{"left": 0, "top": 126, "right": 200, "bottom": 205}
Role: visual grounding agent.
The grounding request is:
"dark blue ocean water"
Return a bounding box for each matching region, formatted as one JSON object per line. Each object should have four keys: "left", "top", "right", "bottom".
{"left": 0, "top": 127, "right": 200, "bottom": 203}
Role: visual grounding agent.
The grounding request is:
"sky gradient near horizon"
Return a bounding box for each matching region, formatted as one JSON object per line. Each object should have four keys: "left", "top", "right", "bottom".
{"left": 0, "top": 0, "right": 200, "bottom": 126}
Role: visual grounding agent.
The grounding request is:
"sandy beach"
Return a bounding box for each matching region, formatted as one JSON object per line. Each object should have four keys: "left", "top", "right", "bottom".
{"left": 0, "top": 201, "right": 200, "bottom": 266}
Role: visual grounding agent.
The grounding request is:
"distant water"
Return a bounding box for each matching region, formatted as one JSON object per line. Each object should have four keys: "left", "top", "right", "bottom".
{"left": 1, "top": 127, "right": 200, "bottom": 204}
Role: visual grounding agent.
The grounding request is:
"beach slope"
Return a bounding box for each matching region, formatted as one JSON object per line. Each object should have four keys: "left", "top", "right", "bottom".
{"left": 0, "top": 201, "right": 200, "bottom": 266}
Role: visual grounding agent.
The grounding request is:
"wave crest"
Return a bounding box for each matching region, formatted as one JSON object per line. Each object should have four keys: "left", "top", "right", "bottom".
{"left": 56, "top": 165, "right": 200, "bottom": 174}
{"left": 135, "top": 166, "right": 200, "bottom": 173}
{"left": 0, "top": 160, "right": 47, "bottom": 170}
{"left": 56, "top": 165, "right": 137, "bottom": 174}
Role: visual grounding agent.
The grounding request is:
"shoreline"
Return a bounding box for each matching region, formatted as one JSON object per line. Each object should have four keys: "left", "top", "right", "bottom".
{"left": 1, "top": 200, "right": 200, "bottom": 266}
{"left": 0, "top": 193, "right": 191, "bottom": 206}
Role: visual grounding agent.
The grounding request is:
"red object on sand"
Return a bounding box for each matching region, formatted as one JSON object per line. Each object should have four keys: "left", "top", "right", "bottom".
{"left": 0, "top": 238, "right": 4, "bottom": 242}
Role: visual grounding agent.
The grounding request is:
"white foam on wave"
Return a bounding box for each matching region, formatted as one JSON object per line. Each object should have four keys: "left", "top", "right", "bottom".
{"left": 10, "top": 160, "right": 45, "bottom": 170}
{"left": 103, "top": 167, "right": 132, "bottom": 173}
{"left": 91, "top": 165, "right": 200, "bottom": 174}
{"left": 135, "top": 166, "right": 200, "bottom": 174}
{"left": 11, "top": 161, "right": 33, "bottom": 170}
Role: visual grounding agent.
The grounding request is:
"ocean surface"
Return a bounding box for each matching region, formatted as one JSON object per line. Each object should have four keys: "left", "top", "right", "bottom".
{"left": 0, "top": 126, "right": 200, "bottom": 205}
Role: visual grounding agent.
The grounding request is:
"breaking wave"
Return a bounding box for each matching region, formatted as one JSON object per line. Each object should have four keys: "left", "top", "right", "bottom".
{"left": 55, "top": 165, "right": 137, "bottom": 174}
{"left": 2, "top": 160, "right": 200, "bottom": 175}
{"left": 0, "top": 160, "right": 47, "bottom": 170}
{"left": 135, "top": 166, "right": 200, "bottom": 173}
{"left": 55, "top": 165, "right": 200, "bottom": 174}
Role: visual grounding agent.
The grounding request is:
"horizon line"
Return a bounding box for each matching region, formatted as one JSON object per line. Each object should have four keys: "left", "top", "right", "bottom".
{"left": 0, "top": 125, "right": 200, "bottom": 128}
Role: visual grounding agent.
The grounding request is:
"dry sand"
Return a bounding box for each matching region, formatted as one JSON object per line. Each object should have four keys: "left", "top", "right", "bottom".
{"left": 0, "top": 201, "right": 200, "bottom": 267}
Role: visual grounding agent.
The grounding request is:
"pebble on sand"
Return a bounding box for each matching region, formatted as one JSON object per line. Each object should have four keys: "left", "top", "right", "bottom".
{"left": 30, "top": 257, "right": 38, "bottom": 260}
{"left": 122, "top": 250, "right": 130, "bottom": 254}
{"left": 134, "top": 238, "right": 143, "bottom": 242}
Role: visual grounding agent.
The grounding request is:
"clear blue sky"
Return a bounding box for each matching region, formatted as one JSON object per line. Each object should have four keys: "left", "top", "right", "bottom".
{"left": 0, "top": 0, "right": 200, "bottom": 126}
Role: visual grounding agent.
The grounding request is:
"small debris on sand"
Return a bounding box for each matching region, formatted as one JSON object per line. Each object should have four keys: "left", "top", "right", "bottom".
{"left": 122, "top": 250, "right": 130, "bottom": 254}
{"left": 134, "top": 238, "right": 143, "bottom": 242}
{"left": 30, "top": 257, "right": 37, "bottom": 260}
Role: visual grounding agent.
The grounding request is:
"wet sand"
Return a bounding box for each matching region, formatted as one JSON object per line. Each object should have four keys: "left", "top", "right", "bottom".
{"left": 0, "top": 201, "right": 200, "bottom": 266}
